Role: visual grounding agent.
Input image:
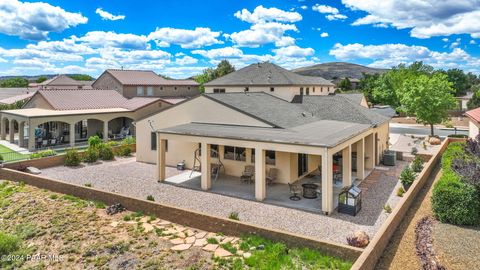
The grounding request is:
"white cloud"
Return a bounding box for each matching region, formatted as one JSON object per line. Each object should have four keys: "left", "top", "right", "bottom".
{"left": 273, "top": 45, "right": 314, "bottom": 57}
{"left": 174, "top": 55, "right": 198, "bottom": 65}
{"left": 0, "top": 0, "right": 87, "bottom": 40}
{"left": 442, "top": 38, "right": 449, "bottom": 42}
{"left": 77, "top": 31, "right": 149, "bottom": 50}
{"left": 234, "top": 5, "right": 302, "bottom": 24}
{"left": 227, "top": 22, "right": 298, "bottom": 48}
{"left": 26, "top": 38, "right": 96, "bottom": 54}
{"left": 470, "top": 40, "right": 476, "bottom": 44}
{"left": 192, "top": 47, "right": 244, "bottom": 59}
{"left": 320, "top": 32, "right": 329, "bottom": 37}
{"left": 312, "top": 4, "right": 348, "bottom": 20}
{"left": 95, "top": 8, "right": 125, "bottom": 21}
{"left": 148, "top": 27, "right": 222, "bottom": 49}
{"left": 342, "top": 0, "right": 480, "bottom": 38}
{"left": 300, "top": 5, "right": 308, "bottom": 10}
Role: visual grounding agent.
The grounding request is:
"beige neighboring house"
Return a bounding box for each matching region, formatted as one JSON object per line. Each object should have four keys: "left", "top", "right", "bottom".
{"left": 31, "top": 75, "right": 94, "bottom": 90}
{"left": 0, "top": 89, "right": 179, "bottom": 151}
{"left": 204, "top": 62, "right": 336, "bottom": 102}
{"left": 456, "top": 92, "right": 474, "bottom": 111}
{"left": 93, "top": 69, "right": 200, "bottom": 99}
{"left": 466, "top": 107, "right": 480, "bottom": 138}
{"left": 136, "top": 92, "right": 390, "bottom": 214}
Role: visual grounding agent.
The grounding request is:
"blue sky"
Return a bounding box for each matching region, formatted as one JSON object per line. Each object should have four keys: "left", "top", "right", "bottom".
{"left": 0, "top": 0, "right": 480, "bottom": 78}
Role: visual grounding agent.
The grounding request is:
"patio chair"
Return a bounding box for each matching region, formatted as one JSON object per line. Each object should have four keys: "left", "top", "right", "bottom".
{"left": 266, "top": 168, "right": 278, "bottom": 185}
{"left": 288, "top": 183, "right": 301, "bottom": 201}
{"left": 50, "top": 138, "right": 57, "bottom": 146}
{"left": 41, "top": 140, "right": 48, "bottom": 148}
{"left": 240, "top": 165, "right": 255, "bottom": 184}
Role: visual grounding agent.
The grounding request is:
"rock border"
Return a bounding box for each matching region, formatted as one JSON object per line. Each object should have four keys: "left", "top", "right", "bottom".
{"left": 414, "top": 216, "right": 445, "bottom": 270}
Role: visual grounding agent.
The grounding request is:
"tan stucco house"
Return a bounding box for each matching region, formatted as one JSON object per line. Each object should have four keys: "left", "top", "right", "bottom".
{"left": 204, "top": 62, "right": 336, "bottom": 102}
{"left": 93, "top": 69, "right": 200, "bottom": 99}
{"left": 30, "top": 75, "right": 94, "bottom": 90}
{"left": 0, "top": 89, "right": 179, "bottom": 151}
{"left": 466, "top": 107, "right": 480, "bottom": 139}
{"left": 136, "top": 92, "right": 390, "bottom": 214}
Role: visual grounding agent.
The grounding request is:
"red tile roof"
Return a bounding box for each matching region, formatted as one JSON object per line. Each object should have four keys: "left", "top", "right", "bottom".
{"left": 466, "top": 107, "right": 480, "bottom": 123}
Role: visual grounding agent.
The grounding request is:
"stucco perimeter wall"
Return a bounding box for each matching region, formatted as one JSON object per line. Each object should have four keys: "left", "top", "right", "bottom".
{"left": 469, "top": 120, "right": 480, "bottom": 139}
{"left": 351, "top": 138, "right": 455, "bottom": 270}
{"left": 204, "top": 85, "right": 334, "bottom": 101}
{"left": 0, "top": 168, "right": 362, "bottom": 261}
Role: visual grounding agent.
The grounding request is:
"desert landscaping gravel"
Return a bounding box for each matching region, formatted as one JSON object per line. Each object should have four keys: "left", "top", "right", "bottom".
{"left": 41, "top": 156, "right": 404, "bottom": 245}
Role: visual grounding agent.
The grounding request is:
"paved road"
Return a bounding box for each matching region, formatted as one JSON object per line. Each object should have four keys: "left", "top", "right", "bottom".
{"left": 390, "top": 125, "right": 468, "bottom": 137}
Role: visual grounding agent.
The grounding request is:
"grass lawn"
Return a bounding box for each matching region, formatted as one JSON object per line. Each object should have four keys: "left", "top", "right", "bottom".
{"left": 0, "top": 180, "right": 352, "bottom": 269}
{"left": 0, "top": 144, "right": 27, "bottom": 162}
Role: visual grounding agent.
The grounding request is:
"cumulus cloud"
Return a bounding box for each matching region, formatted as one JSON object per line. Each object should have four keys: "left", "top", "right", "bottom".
{"left": 312, "top": 4, "right": 347, "bottom": 21}
{"left": 272, "top": 45, "right": 314, "bottom": 57}
{"left": 342, "top": 0, "right": 480, "bottom": 38}
{"left": 148, "top": 27, "right": 222, "bottom": 49}
{"left": 95, "top": 8, "right": 125, "bottom": 21}
{"left": 77, "top": 31, "right": 149, "bottom": 50}
{"left": 320, "top": 32, "right": 329, "bottom": 37}
{"left": 192, "top": 47, "right": 244, "bottom": 59}
{"left": 234, "top": 5, "right": 302, "bottom": 24}
{"left": 174, "top": 55, "right": 198, "bottom": 65}
{"left": 0, "top": 0, "right": 87, "bottom": 40}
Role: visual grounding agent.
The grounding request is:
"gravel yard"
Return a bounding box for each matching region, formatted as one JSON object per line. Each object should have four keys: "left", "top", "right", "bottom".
{"left": 41, "top": 156, "right": 405, "bottom": 245}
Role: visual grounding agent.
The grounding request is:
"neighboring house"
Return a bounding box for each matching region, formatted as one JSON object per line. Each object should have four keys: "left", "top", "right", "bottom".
{"left": 204, "top": 62, "right": 335, "bottom": 102}
{"left": 466, "top": 107, "right": 480, "bottom": 138}
{"left": 456, "top": 92, "right": 474, "bottom": 111}
{"left": 0, "top": 89, "right": 181, "bottom": 150}
{"left": 33, "top": 75, "right": 94, "bottom": 90}
{"left": 136, "top": 92, "right": 390, "bottom": 214}
{"left": 0, "top": 92, "right": 35, "bottom": 105}
{"left": 93, "top": 69, "right": 199, "bottom": 98}
{"left": 0, "top": 88, "right": 37, "bottom": 104}
{"left": 332, "top": 77, "right": 360, "bottom": 89}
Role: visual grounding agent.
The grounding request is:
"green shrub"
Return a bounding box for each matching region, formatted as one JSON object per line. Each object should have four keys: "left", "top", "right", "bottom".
{"left": 115, "top": 145, "right": 132, "bottom": 157}
{"left": 0, "top": 232, "right": 20, "bottom": 256}
{"left": 29, "top": 149, "right": 57, "bottom": 159}
{"left": 383, "top": 204, "right": 392, "bottom": 213}
{"left": 88, "top": 135, "right": 102, "bottom": 148}
{"left": 411, "top": 156, "right": 424, "bottom": 173}
{"left": 83, "top": 147, "right": 99, "bottom": 163}
{"left": 441, "top": 142, "right": 467, "bottom": 170}
{"left": 411, "top": 147, "right": 418, "bottom": 155}
{"left": 64, "top": 149, "right": 81, "bottom": 166}
{"left": 98, "top": 145, "right": 114, "bottom": 160}
{"left": 397, "top": 187, "right": 405, "bottom": 197}
{"left": 399, "top": 166, "right": 416, "bottom": 189}
{"left": 0, "top": 154, "right": 4, "bottom": 162}
{"left": 447, "top": 134, "right": 468, "bottom": 138}
{"left": 432, "top": 171, "right": 480, "bottom": 225}
{"left": 122, "top": 136, "right": 136, "bottom": 145}
{"left": 228, "top": 211, "right": 240, "bottom": 220}
{"left": 106, "top": 141, "right": 120, "bottom": 147}
{"left": 146, "top": 195, "right": 155, "bottom": 201}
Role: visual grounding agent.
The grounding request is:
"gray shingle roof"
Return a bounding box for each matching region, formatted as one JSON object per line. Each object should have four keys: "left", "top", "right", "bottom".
{"left": 204, "top": 62, "right": 334, "bottom": 86}
{"left": 105, "top": 69, "right": 198, "bottom": 86}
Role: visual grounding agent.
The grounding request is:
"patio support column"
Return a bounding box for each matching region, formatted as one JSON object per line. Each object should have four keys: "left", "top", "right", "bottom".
{"left": 9, "top": 120, "right": 14, "bottom": 143}
{"left": 103, "top": 120, "right": 109, "bottom": 142}
{"left": 156, "top": 135, "right": 166, "bottom": 182}
{"left": 18, "top": 122, "right": 24, "bottom": 147}
{"left": 28, "top": 123, "right": 35, "bottom": 151}
{"left": 200, "top": 142, "right": 211, "bottom": 190}
{"left": 321, "top": 149, "right": 334, "bottom": 215}
{"left": 365, "top": 134, "right": 375, "bottom": 170}
{"left": 356, "top": 138, "right": 365, "bottom": 180}
{"left": 254, "top": 147, "right": 266, "bottom": 201}
{"left": 342, "top": 145, "right": 352, "bottom": 187}
{"left": 1, "top": 118, "right": 6, "bottom": 140}
{"left": 69, "top": 123, "right": 75, "bottom": 147}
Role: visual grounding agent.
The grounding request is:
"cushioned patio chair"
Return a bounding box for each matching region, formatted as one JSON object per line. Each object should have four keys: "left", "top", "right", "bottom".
{"left": 266, "top": 168, "right": 279, "bottom": 185}
{"left": 241, "top": 165, "right": 255, "bottom": 184}
{"left": 288, "top": 183, "right": 301, "bottom": 201}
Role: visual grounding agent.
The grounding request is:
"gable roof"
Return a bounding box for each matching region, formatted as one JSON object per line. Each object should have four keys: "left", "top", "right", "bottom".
{"left": 41, "top": 75, "right": 84, "bottom": 86}
{"left": 104, "top": 69, "right": 198, "bottom": 86}
{"left": 31, "top": 89, "right": 161, "bottom": 111}
{"left": 204, "top": 62, "right": 334, "bottom": 86}
{"left": 466, "top": 107, "right": 480, "bottom": 123}
{"left": 0, "top": 92, "right": 35, "bottom": 105}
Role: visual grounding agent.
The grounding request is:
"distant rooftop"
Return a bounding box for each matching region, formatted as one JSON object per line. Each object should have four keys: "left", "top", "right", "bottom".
{"left": 104, "top": 69, "right": 199, "bottom": 86}
{"left": 466, "top": 107, "right": 480, "bottom": 123}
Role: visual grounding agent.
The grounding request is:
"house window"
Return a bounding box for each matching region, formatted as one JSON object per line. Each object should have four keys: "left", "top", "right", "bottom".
{"left": 213, "top": 89, "right": 225, "bottom": 93}
{"left": 313, "top": 87, "right": 315, "bottom": 93}
{"left": 147, "top": 86, "right": 154, "bottom": 96}
{"left": 306, "top": 87, "right": 310, "bottom": 95}
{"left": 151, "top": 132, "right": 156, "bottom": 150}
{"left": 224, "top": 146, "right": 246, "bottom": 161}
{"left": 300, "top": 87, "right": 304, "bottom": 96}
{"left": 270, "top": 87, "right": 274, "bottom": 92}
{"left": 174, "top": 87, "right": 177, "bottom": 90}
{"left": 251, "top": 149, "right": 276, "bottom": 165}
{"left": 211, "top": 144, "right": 219, "bottom": 158}
{"left": 137, "top": 86, "right": 144, "bottom": 96}
{"left": 188, "top": 86, "right": 191, "bottom": 90}
{"left": 160, "top": 86, "right": 163, "bottom": 90}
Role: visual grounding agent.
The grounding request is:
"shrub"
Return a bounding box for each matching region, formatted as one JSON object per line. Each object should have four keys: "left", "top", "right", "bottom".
{"left": 64, "top": 149, "right": 81, "bottom": 166}
{"left": 122, "top": 136, "right": 136, "bottom": 145}
{"left": 411, "top": 147, "right": 418, "bottom": 155}
{"left": 447, "top": 134, "right": 468, "bottom": 138}
{"left": 383, "top": 204, "right": 392, "bottom": 213}
{"left": 29, "top": 149, "right": 56, "bottom": 159}
{"left": 0, "top": 232, "right": 20, "bottom": 256}
{"left": 98, "top": 145, "right": 114, "bottom": 161}
{"left": 432, "top": 171, "right": 480, "bottom": 225}
{"left": 88, "top": 135, "right": 102, "bottom": 148}
{"left": 397, "top": 187, "right": 405, "bottom": 197}
{"left": 0, "top": 154, "right": 4, "bottom": 162}
{"left": 411, "top": 156, "right": 424, "bottom": 173}
{"left": 85, "top": 183, "right": 92, "bottom": 187}
{"left": 228, "top": 211, "right": 239, "bottom": 220}
{"left": 106, "top": 141, "right": 121, "bottom": 147}
{"left": 115, "top": 145, "right": 132, "bottom": 157}
{"left": 146, "top": 195, "right": 155, "bottom": 201}
{"left": 399, "top": 166, "right": 416, "bottom": 190}
{"left": 83, "top": 147, "right": 99, "bottom": 163}
{"left": 441, "top": 142, "right": 468, "bottom": 170}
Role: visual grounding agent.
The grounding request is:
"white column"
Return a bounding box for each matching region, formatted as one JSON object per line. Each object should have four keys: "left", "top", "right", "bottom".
{"left": 342, "top": 145, "right": 352, "bottom": 187}
{"left": 321, "top": 149, "right": 334, "bottom": 214}
{"left": 9, "top": 120, "right": 14, "bottom": 143}
{"left": 365, "top": 134, "right": 375, "bottom": 170}
{"left": 356, "top": 138, "right": 365, "bottom": 180}
{"left": 255, "top": 147, "right": 266, "bottom": 201}
{"left": 69, "top": 122, "right": 75, "bottom": 147}
{"left": 28, "top": 123, "right": 35, "bottom": 151}
{"left": 1, "top": 118, "right": 6, "bottom": 140}
{"left": 103, "top": 120, "right": 109, "bottom": 142}
{"left": 200, "top": 142, "right": 211, "bottom": 190}
{"left": 156, "top": 135, "right": 166, "bottom": 182}
{"left": 18, "top": 122, "right": 24, "bottom": 147}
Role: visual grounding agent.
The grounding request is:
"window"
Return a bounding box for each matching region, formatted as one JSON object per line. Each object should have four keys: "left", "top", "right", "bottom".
{"left": 213, "top": 88, "right": 225, "bottom": 93}
{"left": 211, "top": 144, "right": 219, "bottom": 158}
{"left": 147, "top": 86, "right": 154, "bottom": 96}
{"left": 244, "top": 87, "right": 249, "bottom": 92}
{"left": 160, "top": 86, "right": 163, "bottom": 90}
{"left": 270, "top": 87, "right": 274, "bottom": 92}
{"left": 306, "top": 87, "right": 310, "bottom": 95}
{"left": 224, "top": 146, "right": 246, "bottom": 161}
{"left": 151, "top": 132, "right": 156, "bottom": 150}
{"left": 188, "top": 86, "right": 191, "bottom": 90}
{"left": 300, "top": 87, "right": 304, "bottom": 96}
{"left": 174, "top": 87, "right": 177, "bottom": 90}
{"left": 313, "top": 87, "right": 315, "bottom": 93}
{"left": 251, "top": 149, "right": 276, "bottom": 165}
{"left": 137, "top": 86, "right": 144, "bottom": 96}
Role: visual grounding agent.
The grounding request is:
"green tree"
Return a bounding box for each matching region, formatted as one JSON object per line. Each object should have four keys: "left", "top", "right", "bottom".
{"left": 338, "top": 78, "right": 352, "bottom": 91}
{"left": 0, "top": 77, "right": 28, "bottom": 87}
{"left": 36, "top": 76, "right": 48, "bottom": 83}
{"left": 194, "top": 60, "right": 235, "bottom": 92}
{"left": 399, "top": 73, "right": 456, "bottom": 136}
{"left": 445, "top": 68, "right": 470, "bottom": 97}
{"left": 467, "top": 88, "right": 480, "bottom": 110}
{"left": 358, "top": 73, "right": 380, "bottom": 104}
{"left": 68, "top": 74, "right": 94, "bottom": 81}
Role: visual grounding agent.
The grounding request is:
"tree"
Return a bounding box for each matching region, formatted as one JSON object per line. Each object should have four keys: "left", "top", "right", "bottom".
{"left": 399, "top": 73, "right": 456, "bottom": 136}
{"left": 194, "top": 60, "right": 235, "bottom": 92}
{"left": 338, "top": 78, "right": 352, "bottom": 91}
{"left": 68, "top": 74, "right": 94, "bottom": 81}
{"left": 215, "top": 60, "right": 235, "bottom": 77}
{"left": 467, "top": 89, "right": 480, "bottom": 109}
{"left": 36, "top": 76, "right": 48, "bottom": 83}
{"left": 358, "top": 73, "right": 380, "bottom": 104}
{"left": 0, "top": 77, "right": 28, "bottom": 87}
{"left": 446, "top": 68, "right": 470, "bottom": 97}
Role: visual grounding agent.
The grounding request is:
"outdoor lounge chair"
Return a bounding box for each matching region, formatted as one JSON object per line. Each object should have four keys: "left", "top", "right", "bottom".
{"left": 288, "top": 183, "right": 301, "bottom": 201}
{"left": 241, "top": 165, "right": 255, "bottom": 184}
{"left": 266, "top": 168, "right": 278, "bottom": 185}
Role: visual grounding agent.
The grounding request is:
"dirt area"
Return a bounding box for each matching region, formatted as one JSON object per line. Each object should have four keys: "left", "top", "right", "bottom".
{"left": 391, "top": 116, "right": 469, "bottom": 127}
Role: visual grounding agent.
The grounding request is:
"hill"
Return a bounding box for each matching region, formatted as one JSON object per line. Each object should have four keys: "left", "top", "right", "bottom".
{"left": 293, "top": 62, "right": 388, "bottom": 80}
{"left": 0, "top": 74, "right": 95, "bottom": 82}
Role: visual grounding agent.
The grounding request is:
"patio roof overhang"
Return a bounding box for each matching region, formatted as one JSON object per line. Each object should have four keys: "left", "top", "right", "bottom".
{"left": 1, "top": 108, "right": 130, "bottom": 118}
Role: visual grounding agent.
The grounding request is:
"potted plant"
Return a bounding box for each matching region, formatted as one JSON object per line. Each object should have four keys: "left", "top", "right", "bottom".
{"left": 400, "top": 166, "right": 416, "bottom": 191}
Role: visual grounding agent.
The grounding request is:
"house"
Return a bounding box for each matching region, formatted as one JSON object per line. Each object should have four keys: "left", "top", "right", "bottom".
{"left": 32, "top": 75, "right": 94, "bottom": 90}
{"left": 204, "top": 62, "right": 335, "bottom": 101}
{"left": 466, "top": 107, "right": 480, "bottom": 138}
{"left": 93, "top": 69, "right": 200, "bottom": 99}
{"left": 0, "top": 89, "right": 181, "bottom": 151}
{"left": 136, "top": 92, "right": 390, "bottom": 214}
{"left": 456, "top": 92, "right": 474, "bottom": 111}
{"left": 0, "top": 88, "right": 37, "bottom": 105}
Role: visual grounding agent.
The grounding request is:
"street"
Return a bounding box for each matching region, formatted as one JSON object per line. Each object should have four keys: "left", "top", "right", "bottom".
{"left": 389, "top": 124, "right": 469, "bottom": 137}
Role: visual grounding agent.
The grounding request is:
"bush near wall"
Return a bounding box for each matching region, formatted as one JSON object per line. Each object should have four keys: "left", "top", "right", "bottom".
{"left": 29, "top": 149, "right": 57, "bottom": 159}
{"left": 431, "top": 142, "right": 480, "bottom": 225}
